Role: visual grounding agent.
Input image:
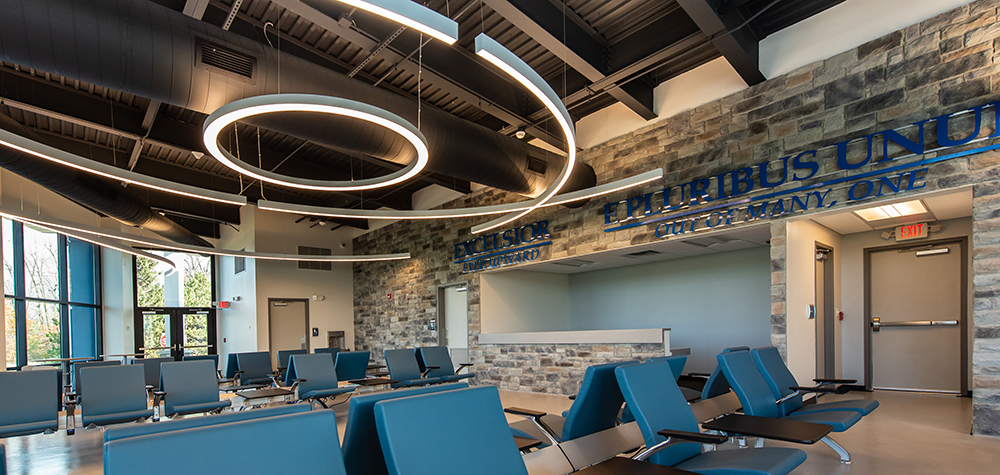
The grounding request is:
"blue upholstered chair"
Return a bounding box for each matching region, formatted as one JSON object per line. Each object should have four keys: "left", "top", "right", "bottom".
{"left": 225, "top": 353, "right": 239, "bottom": 379}
{"left": 72, "top": 359, "right": 120, "bottom": 397}
{"left": 182, "top": 354, "right": 220, "bottom": 376}
{"left": 314, "top": 347, "right": 341, "bottom": 357}
{"left": 717, "top": 350, "right": 861, "bottom": 463}
{"left": 341, "top": 383, "right": 468, "bottom": 475}
{"left": 416, "top": 347, "right": 474, "bottom": 382}
{"left": 373, "top": 386, "right": 527, "bottom": 475}
{"left": 286, "top": 354, "right": 353, "bottom": 407}
{"left": 752, "top": 346, "right": 878, "bottom": 416}
{"left": 383, "top": 349, "right": 443, "bottom": 388}
{"left": 699, "top": 346, "right": 750, "bottom": 400}
{"left": 132, "top": 357, "right": 172, "bottom": 392}
{"left": 235, "top": 351, "right": 279, "bottom": 386}
{"left": 0, "top": 370, "right": 60, "bottom": 438}
{"left": 615, "top": 360, "right": 807, "bottom": 474}
{"left": 78, "top": 365, "right": 153, "bottom": 427}
{"left": 105, "top": 404, "right": 311, "bottom": 443}
{"left": 334, "top": 351, "right": 369, "bottom": 382}
{"left": 277, "top": 349, "right": 307, "bottom": 380}
{"left": 104, "top": 411, "right": 346, "bottom": 475}
{"left": 156, "top": 360, "right": 231, "bottom": 420}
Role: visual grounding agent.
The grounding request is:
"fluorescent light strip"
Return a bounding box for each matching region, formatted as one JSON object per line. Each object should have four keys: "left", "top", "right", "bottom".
{"left": 0, "top": 205, "right": 410, "bottom": 263}
{"left": 471, "top": 34, "right": 577, "bottom": 234}
{"left": 332, "top": 0, "right": 458, "bottom": 44}
{"left": 855, "top": 199, "right": 928, "bottom": 222}
{"left": 203, "top": 94, "right": 429, "bottom": 192}
{"left": 257, "top": 169, "right": 663, "bottom": 219}
{"left": 0, "top": 129, "right": 247, "bottom": 206}
{"left": 5, "top": 214, "right": 177, "bottom": 272}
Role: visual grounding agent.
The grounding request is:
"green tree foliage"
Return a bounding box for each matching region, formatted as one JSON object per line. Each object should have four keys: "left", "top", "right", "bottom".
{"left": 136, "top": 257, "right": 165, "bottom": 308}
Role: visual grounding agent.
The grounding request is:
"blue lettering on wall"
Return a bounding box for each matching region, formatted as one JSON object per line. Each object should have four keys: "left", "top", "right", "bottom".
{"left": 454, "top": 220, "right": 551, "bottom": 273}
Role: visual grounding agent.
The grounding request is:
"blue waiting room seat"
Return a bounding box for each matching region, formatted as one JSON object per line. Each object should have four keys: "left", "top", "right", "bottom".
{"left": 615, "top": 360, "right": 808, "bottom": 475}
{"left": 132, "top": 357, "right": 173, "bottom": 394}
{"left": 416, "top": 347, "right": 474, "bottom": 383}
{"left": 695, "top": 346, "right": 750, "bottom": 400}
{"left": 334, "top": 351, "right": 370, "bottom": 382}
{"left": 182, "top": 354, "right": 222, "bottom": 379}
{"left": 155, "top": 360, "right": 231, "bottom": 420}
{"left": 717, "top": 349, "right": 861, "bottom": 463}
{"left": 104, "top": 410, "right": 346, "bottom": 475}
{"left": 277, "top": 349, "right": 308, "bottom": 380}
{"left": 341, "top": 383, "right": 468, "bottom": 475}
{"left": 72, "top": 359, "right": 120, "bottom": 397}
{"left": 234, "top": 351, "right": 280, "bottom": 386}
{"left": 314, "top": 347, "right": 341, "bottom": 357}
{"left": 104, "top": 404, "right": 311, "bottom": 443}
{"left": 78, "top": 365, "right": 153, "bottom": 428}
{"left": 751, "top": 346, "right": 878, "bottom": 416}
{"left": 286, "top": 353, "right": 354, "bottom": 407}
{"left": 0, "top": 370, "right": 60, "bottom": 438}
{"left": 383, "top": 349, "right": 443, "bottom": 388}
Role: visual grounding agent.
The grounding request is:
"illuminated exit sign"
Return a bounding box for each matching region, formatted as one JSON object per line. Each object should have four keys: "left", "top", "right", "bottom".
{"left": 896, "top": 223, "right": 928, "bottom": 241}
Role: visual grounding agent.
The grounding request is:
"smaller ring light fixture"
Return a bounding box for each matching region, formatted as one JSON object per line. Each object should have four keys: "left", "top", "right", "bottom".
{"left": 334, "top": 0, "right": 459, "bottom": 44}
{"left": 203, "top": 94, "right": 430, "bottom": 192}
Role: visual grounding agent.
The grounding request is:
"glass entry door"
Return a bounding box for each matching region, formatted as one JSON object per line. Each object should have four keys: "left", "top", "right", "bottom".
{"left": 136, "top": 308, "right": 216, "bottom": 360}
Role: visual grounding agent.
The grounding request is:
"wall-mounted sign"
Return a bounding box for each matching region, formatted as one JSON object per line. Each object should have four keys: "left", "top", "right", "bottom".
{"left": 896, "top": 223, "right": 929, "bottom": 241}
{"left": 453, "top": 220, "right": 551, "bottom": 273}
{"left": 602, "top": 100, "right": 1000, "bottom": 238}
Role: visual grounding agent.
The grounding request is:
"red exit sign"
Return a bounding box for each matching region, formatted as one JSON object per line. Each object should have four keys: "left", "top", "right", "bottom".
{"left": 896, "top": 223, "right": 928, "bottom": 241}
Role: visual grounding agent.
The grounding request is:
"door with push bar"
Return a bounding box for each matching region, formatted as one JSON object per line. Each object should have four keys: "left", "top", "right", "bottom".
{"left": 135, "top": 308, "right": 217, "bottom": 361}
{"left": 867, "top": 240, "right": 965, "bottom": 393}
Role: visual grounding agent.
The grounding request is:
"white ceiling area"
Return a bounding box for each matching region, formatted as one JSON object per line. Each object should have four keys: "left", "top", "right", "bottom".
{"left": 806, "top": 187, "right": 973, "bottom": 235}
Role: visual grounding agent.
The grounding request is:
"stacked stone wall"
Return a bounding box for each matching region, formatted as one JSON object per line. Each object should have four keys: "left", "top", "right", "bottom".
{"left": 354, "top": 0, "right": 1000, "bottom": 434}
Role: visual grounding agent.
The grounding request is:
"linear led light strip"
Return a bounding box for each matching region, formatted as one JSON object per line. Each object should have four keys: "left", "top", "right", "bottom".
{"left": 0, "top": 129, "right": 247, "bottom": 206}
{"left": 203, "top": 94, "right": 429, "bottom": 192}
{"left": 1, "top": 212, "right": 177, "bottom": 273}
{"left": 470, "top": 33, "right": 576, "bottom": 234}
{"left": 331, "top": 0, "right": 459, "bottom": 44}
{"left": 258, "top": 168, "right": 663, "bottom": 219}
{"left": 0, "top": 205, "right": 410, "bottom": 263}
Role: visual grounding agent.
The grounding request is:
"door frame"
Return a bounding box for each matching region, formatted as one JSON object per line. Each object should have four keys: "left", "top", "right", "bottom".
{"left": 267, "top": 298, "right": 311, "bottom": 353}
{"left": 863, "top": 236, "right": 968, "bottom": 393}
{"left": 436, "top": 282, "right": 468, "bottom": 348}
{"left": 815, "top": 243, "right": 835, "bottom": 379}
{"left": 133, "top": 307, "right": 218, "bottom": 360}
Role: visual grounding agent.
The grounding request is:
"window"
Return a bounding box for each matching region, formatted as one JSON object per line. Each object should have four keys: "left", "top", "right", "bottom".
{"left": 3, "top": 218, "right": 102, "bottom": 369}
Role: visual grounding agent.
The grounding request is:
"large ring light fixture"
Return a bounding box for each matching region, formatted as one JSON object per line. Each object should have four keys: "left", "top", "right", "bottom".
{"left": 329, "top": 0, "right": 459, "bottom": 44}
{"left": 203, "top": 94, "right": 430, "bottom": 192}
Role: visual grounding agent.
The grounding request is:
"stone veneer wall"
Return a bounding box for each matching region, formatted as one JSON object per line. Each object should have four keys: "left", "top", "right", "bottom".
{"left": 354, "top": 0, "right": 1000, "bottom": 435}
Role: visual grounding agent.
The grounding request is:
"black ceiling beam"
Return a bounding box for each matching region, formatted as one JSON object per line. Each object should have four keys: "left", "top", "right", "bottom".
{"left": 676, "top": 0, "right": 765, "bottom": 86}
{"left": 483, "top": 0, "right": 656, "bottom": 121}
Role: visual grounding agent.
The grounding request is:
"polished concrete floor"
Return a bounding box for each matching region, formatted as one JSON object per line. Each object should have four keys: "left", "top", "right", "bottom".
{"left": 3, "top": 390, "right": 998, "bottom": 474}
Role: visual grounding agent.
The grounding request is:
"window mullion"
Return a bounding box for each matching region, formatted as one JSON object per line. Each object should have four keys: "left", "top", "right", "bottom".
{"left": 58, "top": 234, "right": 69, "bottom": 359}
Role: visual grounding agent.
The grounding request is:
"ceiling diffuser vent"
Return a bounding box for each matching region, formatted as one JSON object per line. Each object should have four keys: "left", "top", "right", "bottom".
{"left": 623, "top": 250, "right": 661, "bottom": 258}
{"left": 199, "top": 40, "right": 255, "bottom": 79}
{"left": 551, "top": 259, "right": 596, "bottom": 267}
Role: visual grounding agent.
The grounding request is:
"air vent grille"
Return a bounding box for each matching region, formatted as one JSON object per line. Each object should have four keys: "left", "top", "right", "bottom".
{"left": 526, "top": 156, "right": 547, "bottom": 174}
{"left": 298, "top": 246, "right": 332, "bottom": 271}
{"left": 201, "top": 42, "right": 254, "bottom": 79}
{"left": 623, "top": 250, "right": 661, "bottom": 258}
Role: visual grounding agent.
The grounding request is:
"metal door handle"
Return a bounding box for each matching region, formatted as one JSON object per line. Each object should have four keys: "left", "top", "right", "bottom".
{"left": 872, "top": 317, "right": 880, "bottom": 332}
{"left": 872, "top": 317, "right": 957, "bottom": 332}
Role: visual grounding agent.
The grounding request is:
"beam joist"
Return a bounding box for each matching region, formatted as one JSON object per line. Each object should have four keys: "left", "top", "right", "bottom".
{"left": 676, "top": 0, "right": 765, "bottom": 86}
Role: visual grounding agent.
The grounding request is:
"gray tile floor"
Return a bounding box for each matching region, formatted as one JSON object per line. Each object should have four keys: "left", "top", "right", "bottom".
{"left": 3, "top": 390, "right": 998, "bottom": 474}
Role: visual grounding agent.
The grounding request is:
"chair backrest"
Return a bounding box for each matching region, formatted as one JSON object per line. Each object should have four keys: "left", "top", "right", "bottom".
{"left": 314, "top": 347, "right": 341, "bottom": 356}
{"left": 614, "top": 361, "right": 703, "bottom": 468}
{"left": 277, "top": 349, "right": 308, "bottom": 371}
{"left": 133, "top": 357, "right": 173, "bottom": 390}
{"left": 560, "top": 361, "right": 632, "bottom": 441}
{"left": 700, "top": 346, "right": 749, "bottom": 400}
{"left": 383, "top": 348, "right": 423, "bottom": 381}
{"left": 225, "top": 353, "right": 239, "bottom": 379}
{"left": 374, "top": 386, "right": 528, "bottom": 475}
{"left": 20, "top": 365, "right": 63, "bottom": 405}
{"left": 235, "top": 351, "right": 272, "bottom": 382}
{"left": 645, "top": 355, "right": 686, "bottom": 380}
{"left": 0, "top": 370, "right": 60, "bottom": 436}
{"left": 73, "top": 360, "right": 120, "bottom": 395}
{"left": 288, "top": 353, "right": 339, "bottom": 395}
{"left": 105, "top": 404, "right": 311, "bottom": 442}
{"left": 104, "top": 411, "right": 346, "bottom": 475}
{"left": 79, "top": 365, "right": 148, "bottom": 420}
{"left": 342, "top": 383, "right": 468, "bottom": 475}
{"left": 159, "top": 360, "right": 221, "bottom": 412}
{"left": 335, "top": 351, "right": 371, "bottom": 382}
{"left": 716, "top": 349, "right": 780, "bottom": 418}
{"left": 415, "top": 346, "right": 456, "bottom": 378}
{"left": 182, "top": 354, "right": 219, "bottom": 369}
{"left": 751, "top": 346, "right": 803, "bottom": 415}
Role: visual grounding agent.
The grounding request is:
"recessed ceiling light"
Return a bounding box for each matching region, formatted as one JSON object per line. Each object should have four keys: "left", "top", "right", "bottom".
{"left": 855, "top": 200, "right": 927, "bottom": 222}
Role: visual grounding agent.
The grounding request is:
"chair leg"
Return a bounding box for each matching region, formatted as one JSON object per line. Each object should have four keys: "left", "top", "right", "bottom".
{"left": 821, "top": 436, "right": 851, "bottom": 464}
{"left": 754, "top": 437, "right": 765, "bottom": 448}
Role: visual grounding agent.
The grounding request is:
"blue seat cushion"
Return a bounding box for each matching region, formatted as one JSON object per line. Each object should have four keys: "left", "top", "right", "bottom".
{"left": 784, "top": 410, "right": 861, "bottom": 432}
{"left": 0, "top": 420, "right": 58, "bottom": 438}
{"left": 301, "top": 387, "right": 354, "bottom": 400}
{"left": 82, "top": 409, "right": 154, "bottom": 427}
{"left": 165, "top": 400, "right": 232, "bottom": 417}
{"left": 674, "top": 446, "right": 807, "bottom": 475}
{"left": 106, "top": 404, "right": 311, "bottom": 442}
{"left": 793, "top": 398, "right": 879, "bottom": 415}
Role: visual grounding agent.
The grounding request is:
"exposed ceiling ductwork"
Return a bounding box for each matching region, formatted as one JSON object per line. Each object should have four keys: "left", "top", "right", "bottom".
{"left": 0, "top": 0, "right": 595, "bottom": 199}
{"left": 0, "top": 113, "right": 214, "bottom": 247}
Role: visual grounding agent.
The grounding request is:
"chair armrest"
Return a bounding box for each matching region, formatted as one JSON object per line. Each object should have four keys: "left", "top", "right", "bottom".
{"left": 420, "top": 366, "right": 440, "bottom": 378}
{"left": 505, "top": 407, "right": 546, "bottom": 418}
{"left": 456, "top": 363, "right": 474, "bottom": 374}
{"left": 814, "top": 378, "right": 856, "bottom": 384}
{"left": 151, "top": 391, "right": 166, "bottom": 422}
{"left": 504, "top": 407, "right": 559, "bottom": 446}
{"left": 687, "top": 372, "right": 711, "bottom": 378}
{"left": 656, "top": 429, "right": 728, "bottom": 445}
{"left": 790, "top": 385, "right": 849, "bottom": 394}
{"left": 568, "top": 394, "right": 576, "bottom": 400}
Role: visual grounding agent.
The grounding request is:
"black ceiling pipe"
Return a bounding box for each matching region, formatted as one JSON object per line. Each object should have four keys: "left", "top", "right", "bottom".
{"left": 0, "top": 0, "right": 596, "bottom": 198}
{"left": 0, "top": 113, "right": 214, "bottom": 247}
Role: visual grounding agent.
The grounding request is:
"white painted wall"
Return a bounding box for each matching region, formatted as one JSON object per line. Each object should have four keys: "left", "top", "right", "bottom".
{"left": 480, "top": 270, "right": 570, "bottom": 334}
{"left": 254, "top": 207, "right": 356, "bottom": 352}
{"left": 840, "top": 216, "right": 973, "bottom": 383}
{"left": 785, "top": 219, "right": 842, "bottom": 385}
{"left": 101, "top": 247, "right": 134, "bottom": 356}
{"left": 217, "top": 205, "right": 258, "bottom": 364}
